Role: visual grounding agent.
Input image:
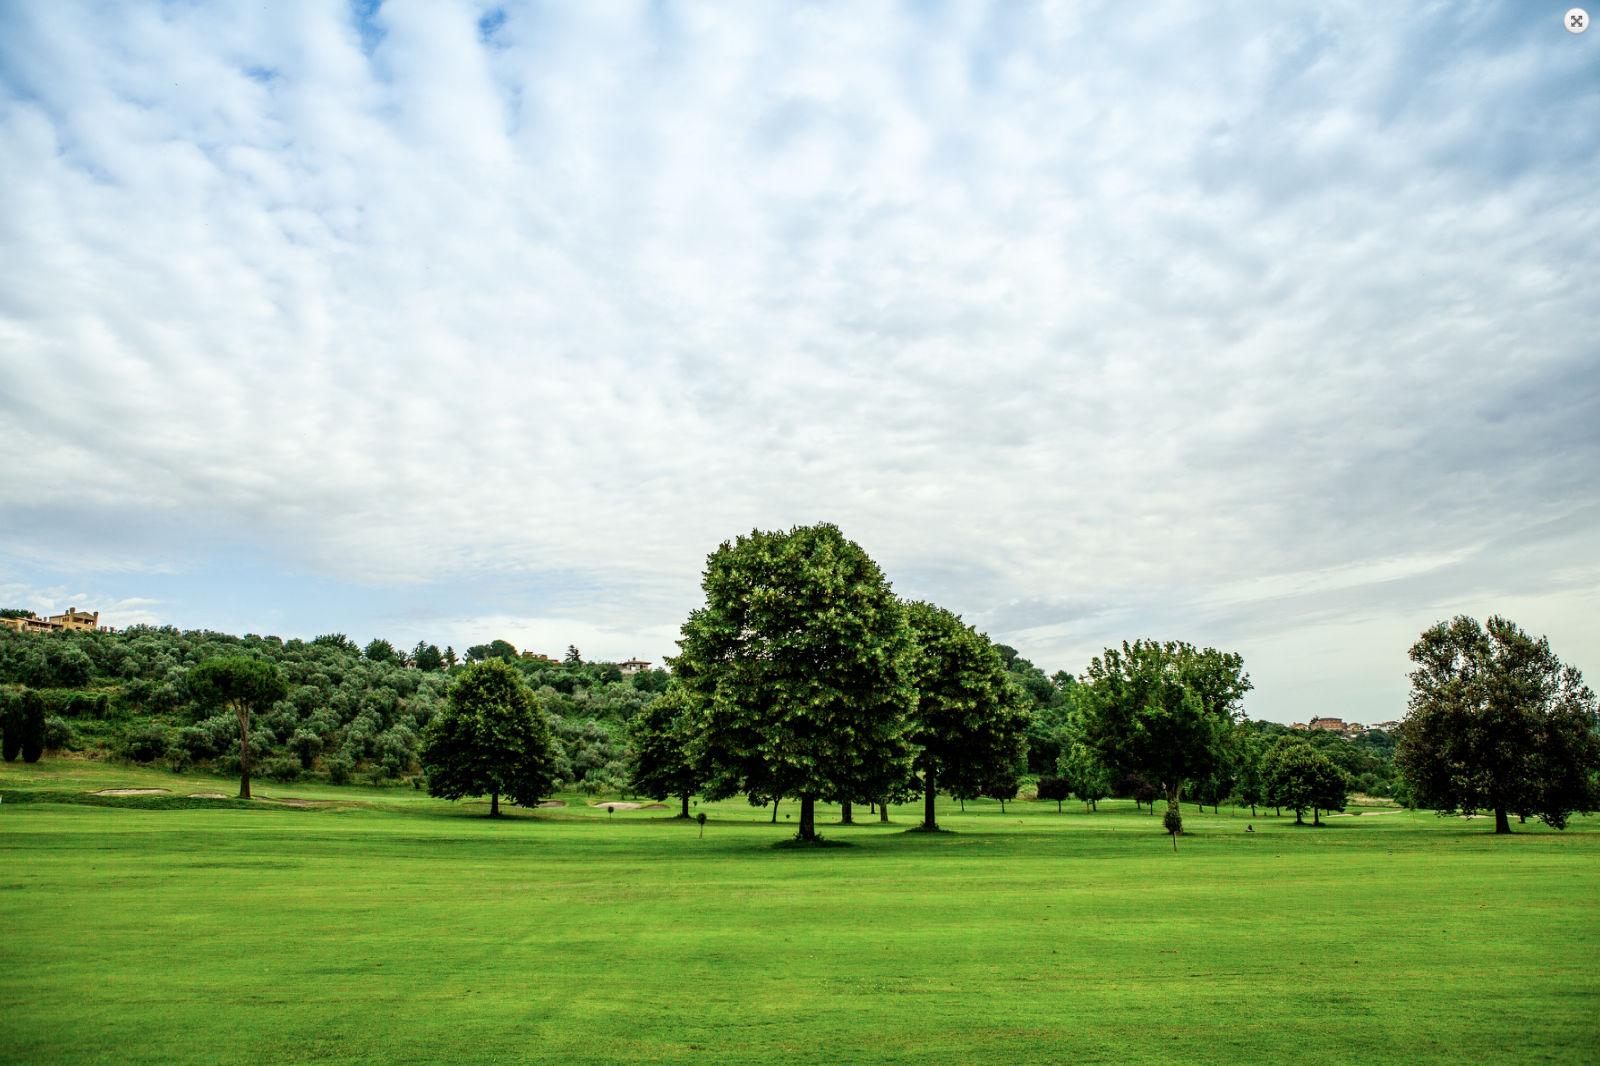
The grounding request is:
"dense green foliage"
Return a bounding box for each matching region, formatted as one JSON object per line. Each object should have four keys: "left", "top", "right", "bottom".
{"left": 1262, "top": 736, "right": 1351, "bottom": 825}
{"left": 1397, "top": 615, "right": 1600, "bottom": 833}
{"left": 902, "top": 601, "right": 1029, "bottom": 831}
{"left": 420, "top": 659, "right": 557, "bottom": 816}
{"left": 0, "top": 625, "right": 666, "bottom": 792}
{"left": 626, "top": 685, "right": 700, "bottom": 817}
{"left": 185, "top": 656, "right": 288, "bottom": 799}
{"left": 672, "top": 524, "right": 917, "bottom": 841}
{"left": 1077, "top": 640, "right": 1252, "bottom": 833}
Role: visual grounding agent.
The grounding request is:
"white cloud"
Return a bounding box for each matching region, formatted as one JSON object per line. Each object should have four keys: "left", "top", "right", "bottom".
{"left": 1, "top": 1, "right": 1595, "bottom": 719}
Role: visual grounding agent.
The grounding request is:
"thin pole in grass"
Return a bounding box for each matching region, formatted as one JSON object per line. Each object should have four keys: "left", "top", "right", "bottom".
{"left": 697, "top": 811, "right": 707, "bottom": 839}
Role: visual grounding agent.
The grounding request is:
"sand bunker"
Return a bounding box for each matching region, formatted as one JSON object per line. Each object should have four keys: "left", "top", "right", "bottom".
{"left": 590, "top": 801, "right": 642, "bottom": 810}
{"left": 188, "top": 792, "right": 229, "bottom": 799}
{"left": 641, "top": 803, "right": 668, "bottom": 810}
{"left": 537, "top": 800, "right": 566, "bottom": 808}
{"left": 93, "top": 788, "right": 170, "bottom": 796}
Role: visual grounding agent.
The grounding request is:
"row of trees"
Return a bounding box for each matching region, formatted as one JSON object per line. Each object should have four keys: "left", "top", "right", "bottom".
{"left": 615, "top": 524, "right": 1265, "bottom": 841}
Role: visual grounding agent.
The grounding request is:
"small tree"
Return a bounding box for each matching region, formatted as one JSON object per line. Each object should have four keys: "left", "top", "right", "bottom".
{"left": 1079, "top": 640, "right": 1251, "bottom": 835}
{"left": 627, "top": 685, "right": 701, "bottom": 818}
{"left": 187, "top": 657, "right": 288, "bottom": 799}
{"left": 1, "top": 689, "right": 24, "bottom": 762}
{"left": 16, "top": 689, "right": 46, "bottom": 764}
{"left": 1036, "top": 774, "right": 1072, "bottom": 812}
{"left": 421, "top": 659, "right": 557, "bottom": 817}
{"left": 1263, "top": 737, "right": 1348, "bottom": 826}
{"left": 412, "top": 642, "right": 445, "bottom": 672}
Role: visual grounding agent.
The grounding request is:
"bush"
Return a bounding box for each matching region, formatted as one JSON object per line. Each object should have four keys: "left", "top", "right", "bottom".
{"left": 325, "top": 754, "right": 354, "bottom": 785}
{"left": 1036, "top": 774, "right": 1072, "bottom": 811}
{"left": 42, "top": 715, "right": 74, "bottom": 751}
{"left": 121, "top": 724, "right": 170, "bottom": 763}
{"left": 259, "top": 754, "right": 301, "bottom": 782}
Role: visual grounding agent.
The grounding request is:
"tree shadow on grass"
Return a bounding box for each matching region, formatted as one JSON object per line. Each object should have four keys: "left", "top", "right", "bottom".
{"left": 770, "top": 836, "right": 853, "bottom": 850}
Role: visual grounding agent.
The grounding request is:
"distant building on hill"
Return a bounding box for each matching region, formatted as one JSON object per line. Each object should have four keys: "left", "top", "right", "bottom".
{"left": 1292, "top": 716, "right": 1370, "bottom": 738}
{"left": 0, "top": 607, "right": 101, "bottom": 634}
{"left": 618, "top": 658, "right": 651, "bottom": 675}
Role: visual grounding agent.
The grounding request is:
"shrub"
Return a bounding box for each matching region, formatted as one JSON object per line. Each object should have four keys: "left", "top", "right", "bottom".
{"left": 1036, "top": 774, "right": 1072, "bottom": 811}
{"left": 42, "top": 715, "right": 75, "bottom": 751}
{"left": 121, "top": 724, "right": 170, "bottom": 763}
{"left": 259, "top": 754, "right": 301, "bottom": 782}
{"left": 325, "top": 754, "right": 354, "bottom": 785}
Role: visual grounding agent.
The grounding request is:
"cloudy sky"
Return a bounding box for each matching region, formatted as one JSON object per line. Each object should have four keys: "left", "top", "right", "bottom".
{"left": 2, "top": 1, "right": 1595, "bottom": 723}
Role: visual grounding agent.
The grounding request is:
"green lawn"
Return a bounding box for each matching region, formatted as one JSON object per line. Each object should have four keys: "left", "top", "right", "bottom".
{"left": 2, "top": 759, "right": 1596, "bottom": 1064}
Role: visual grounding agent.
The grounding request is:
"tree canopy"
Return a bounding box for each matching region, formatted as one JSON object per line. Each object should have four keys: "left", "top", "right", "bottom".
{"left": 901, "top": 600, "right": 1029, "bottom": 831}
{"left": 421, "top": 659, "right": 557, "bottom": 816}
{"left": 671, "top": 523, "right": 916, "bottom": 841}
{"left": 627, "top": 685, "right": 702, "bottom": 818}
{"left": 186, "top": 656, "right": 288, "bottom": 799}
{"left": 1396, "top": 615, "right": 1599, "bottom": 833}
{"left": 1078, "top": 639, "right": 1251, "bottom": 834}
{"left": 1263, "top": 736, "right": 1349, "bottom": 825}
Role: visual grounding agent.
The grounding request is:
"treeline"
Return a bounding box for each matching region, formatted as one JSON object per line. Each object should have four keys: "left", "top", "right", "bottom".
{"left": 0, "top": 624, "right": 667, "bottom": 792}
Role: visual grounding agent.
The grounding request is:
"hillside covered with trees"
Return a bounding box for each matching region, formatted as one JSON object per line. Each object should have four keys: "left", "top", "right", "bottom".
{"left": 0, "top": 625, "right": 666, "bottom": 793}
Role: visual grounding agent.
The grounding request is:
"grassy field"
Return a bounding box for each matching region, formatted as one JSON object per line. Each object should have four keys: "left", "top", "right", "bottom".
{"left": 2, "top": 759, "right": 1597, "bottom": 1064}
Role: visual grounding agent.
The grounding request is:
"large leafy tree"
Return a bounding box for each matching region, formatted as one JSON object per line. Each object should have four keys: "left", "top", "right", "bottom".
{"left": 187, "top": 657, "right": 288, "bottom": 799}
{"left": 671, "top": 523, "right": 915, "bottom": 842}
{"left": 1079, "top": 640, "right": 1251, "bottom": 834}
{"left": 421, "top": 659, "right": 557, "bottom": 817}
{"left": 902, "top": 601, "right": 1029, "bottom": 831}
{"left": 1396, "top": 615, "right": 1599, "bottom": 833}
{"left": 627, "top": 685, "right": 702, "bottom": 818}
{"left": 1263, "top": 736, "right": 1350, "bottom": 825}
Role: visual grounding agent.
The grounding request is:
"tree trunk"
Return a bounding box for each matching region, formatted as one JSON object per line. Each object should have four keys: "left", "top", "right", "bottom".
{"left": 840, "top": 801, "right": 853, "bottom": 825}
{"left": 1250, "top": 803, "right": 1257, "bottom": 817}
{"left": 1494, "top": 806, "right": 1511, "bottom": 834}
{"left": 236, "top": 704, "right": 252, "bottom": 800}
{"left": 923, "top": 773, "right": 938, "bottom": 831}
{"left": 1275, "top": 806, "right": 1281, "bottom": 817}
{"left": 680, "top": 793, "right": 690, "bottom": 819}
{"left": 1295, "top": 809, "right": 1303, "bottom": 825}
{"left": 797, "top": 795, "right": 817, "bottom": 841}
{"left": 999, "top": 798, "right": 1006, "bottom": 813}
{"left": 869, "top": 801, "right": 876, "bottom": 815}
{"left": 959, "top": 797, "right": 965, "bottom": 812}
{"left": 490, "top": 791, "right": 501, "bottom": 817}
{"left": 1091, "top": 798, "right": 1098, "bottom": 812}
{"left": 771, "top": 800, "right": 779, "bottom": 824}
{"left": 880, "top": 798, "right": 890, "bottom": 823}
{"left": 1056, "top": 799, "right": 1063, "bottom": 813}
{"left": 1313, "top": 807, "right": 1321, "bottom": 826}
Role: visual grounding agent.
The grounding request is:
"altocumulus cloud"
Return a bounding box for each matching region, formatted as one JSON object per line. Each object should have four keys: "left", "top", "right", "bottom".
{"left": 0, "top": 1, "right": 1595, "bottom": 721}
